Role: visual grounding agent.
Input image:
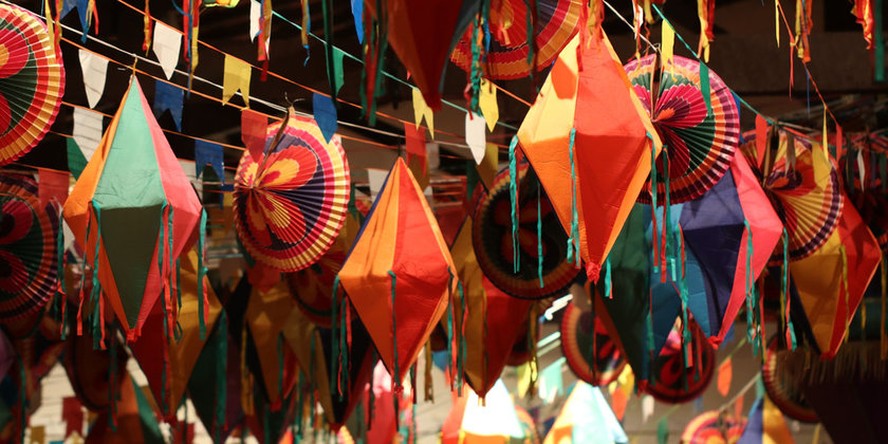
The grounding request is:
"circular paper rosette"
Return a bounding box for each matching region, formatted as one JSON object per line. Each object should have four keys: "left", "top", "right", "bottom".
{"left": 0, "top": 174, "right": 58, "bottom": 321}
{"left": 472, "top": 162, "right": 579, "bottom": 299}
{"left": 234, "top": 113, "right": 351, "bottom": 272}
{"left": 0, "top": 4, "right": 65, "bottom": 166}
{"left": 762, "top": 335, "right": 818, "bottom": 423}
{"left": 740, "top": 131, "right": 842, "bottom": 261}
{"left": 560, "top": 301, "right": 626, "bottom": 386}
{"left": 681, "top": 410, "right": 747, "bottom": 444}
{"left": 450, "top": 0, "right": 582, "bottom": 80}
{"left": 645, "top": 319, "right": 716, "bottom": 404}
{"left": 625, "top": 54, "right": 739, "bottom": 204}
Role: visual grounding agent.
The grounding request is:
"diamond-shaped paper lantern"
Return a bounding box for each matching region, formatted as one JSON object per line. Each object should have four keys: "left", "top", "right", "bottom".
{"left": 338, "top": 158, "right": 457, "bottom": 385}
{"left": 63, "top": 78, "right": 202, "bottom": 341}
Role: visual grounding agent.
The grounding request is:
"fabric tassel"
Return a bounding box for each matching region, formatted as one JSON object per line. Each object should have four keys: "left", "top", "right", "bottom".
{"left": 445, "top": 269, "right": 456, "bottom": 391}
{"left": 142, "top": 0, "right": 152, "bottom": 52}
{"left": 468, "top": 11, "right": 483, "bottom": 114}
{"left": 603, "top": 257, "right": 612, "bottom": 298}
{"left": 300, "top": 0, "right": 311, "bottom": 62}
{"left": 18, "top": 363, "right": 26, "bottom": 444}
{"left": 782, "top": 228, "right": 796, "bottom": 349}
{"left": 295, "top": 370, "right": 305, "bottom": 439}
{"left": 566, "top": 128, "right": 580, "bottom": 267}
{"left": 89, "top": 203, "right": 104, "bottom": 349}
{"left": 339, "top": 294, "right": 349, "bottom": 399}
{"left": 423, "top": 340, "right": 433, "bottom": 402}
{"left": 662, "top": 151, "right": 672, "bottom": 282}
{"left": 56, "top": 215, "right": 67, "bottom": 339}
{"left": 646, "top": 289, "right": 656, "bottom": 384}
{"left": 677, "top": 227, "right": 692, "bottom": 370}
{"left": 167, "top": 206, "right": 177, "bottom": 340}
{"left": 240, "top": 324, "right": 254, "bottom": 416}
{"left": 321, "top": 0, "right": 337, "bottom": 95}
{"left": 649, "top": 132, "right": 660, "bottom": 275}
{"left": 388, "top": 270, "right": 401, "bottom": 391}
{"left": 536, "top": 183, "right": 544, "bottom": 288}
{"left": 214, "top": 311, "right": 228, "bottom": 442}
{"left": 509, "top": 136, "right": 520, "bottom": 273}
{"left": 197, "top": 209, "right": 208, "bottom": 339}
{"left": 331, "top": 275, "right": 341, "bottom": 397}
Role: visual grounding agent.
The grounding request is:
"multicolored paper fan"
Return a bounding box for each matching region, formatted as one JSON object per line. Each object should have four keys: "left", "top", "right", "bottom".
{"left": 681, "top": 410, "right": 747, "bottom": 444}
{"left": 472, "top": 162, "right": 579, "bottom": 299}
{"left": 0, "top": 4, "right": 65, "bottom": 166}
{"left": 560, "top": 301, "right": 626, "bottom": 386}
{"left": 234, "top": 109, "right": 351, "bottom": 272}
{"left": 0, "top": 174, "right": 57, "bottom": 321}
{"left": 645, "top": 319, "right": 715, "bottom": 404}
{"left": 762, "top": 336, "right": 818, "bottom": 423}
{"left": 625, "top": 54, "right": 739, "bottom": 204}
{"left": 450, "top": 0, "right": 583, "bottom": 80}
{"left": 740, "top": 131, "right": 842, "bottom": 260}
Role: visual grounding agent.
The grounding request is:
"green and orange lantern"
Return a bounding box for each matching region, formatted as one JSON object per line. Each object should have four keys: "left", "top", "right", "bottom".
{"left": 63, "top": 77, "right": 203, "bottom": 343}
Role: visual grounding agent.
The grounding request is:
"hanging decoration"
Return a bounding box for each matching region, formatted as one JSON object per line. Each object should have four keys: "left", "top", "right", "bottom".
{"left": 560, "top": 300, "right": 627, "bottom": 387}
{"left": 233, "top": 108, "right": 351, "bottom": 273}
{"left": 450, "top": 0, "right": 583, "bottom": 80}
{"left": 624, "top": 54, "right": 739, "bottom": 205}
{"left": 0, "top": 175, "right": 58, "bottom": 322}
{"left": 62, "top": 77, "right": 203, "bottom": 342}
{"left": 338, "top": 158, "right": 457, "bottom": 387}
{"left": 451, "top": 217, "right": 533, "bottom": 397}
{"left": 472, "top": 162, "right": 579, "bottom": 299}
{"left": 518, "top": 29, "right": 661, "bottom": 283}
{"left": 0, "top": 3, "right": 65, "bottom": 166}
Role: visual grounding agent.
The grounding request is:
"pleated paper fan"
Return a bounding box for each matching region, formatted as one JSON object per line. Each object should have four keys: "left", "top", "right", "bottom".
{"left": 625, "top": 54, "right": 739, "bottom": 204}
{"left": 234, "top": 109, "right": 351, "bottom": 272}
{"left": 0, "top": 174, "right": 57, "bottom": 321}
{"left": 0, "top": 4, "right": 65, "bottom": 166}
{"left": 450, "top": 0, "right": 583, "bottom": 80}
{"left": 740, "top": 131, "right": 842, "bottom": 261}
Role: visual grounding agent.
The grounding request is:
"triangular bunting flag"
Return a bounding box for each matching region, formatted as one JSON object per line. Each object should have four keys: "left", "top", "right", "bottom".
{"left": 152, "top": 80, "right": 184, "bottom": 130}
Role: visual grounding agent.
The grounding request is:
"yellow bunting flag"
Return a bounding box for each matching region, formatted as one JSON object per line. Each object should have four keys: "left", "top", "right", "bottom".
{"left": 222, "top": 55, "right": 252, "bottom": 106}
{"left": 661, "top": 21, "right": 675, "bottom": 69}
{"left": 412, "top": 87, "right": 434, "bottom": 138}
{"left": 479, "top": 79, "right": 499, "bottom": 132}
